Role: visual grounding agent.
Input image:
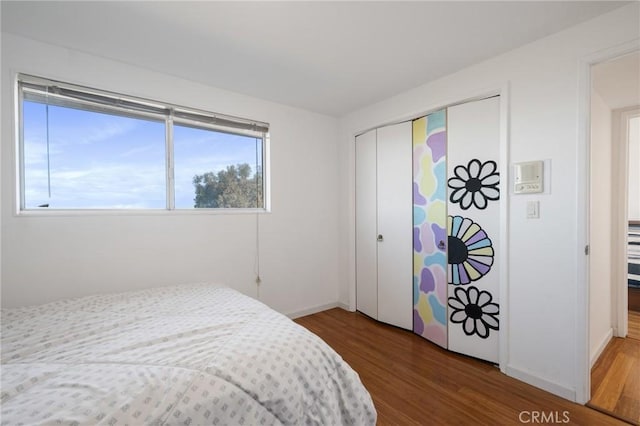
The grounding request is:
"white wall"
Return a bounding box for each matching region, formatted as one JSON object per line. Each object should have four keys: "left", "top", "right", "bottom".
{"left": 629, "top": 116, "right": 640, "bottom": 219}
{"left": 338, "top": 3, "right": 639, "bottom": 402}
{"left": 1, "top": 34, "right": 341, "bottom": 316}
{"left": 0, "top": 29, "right": 3, "bottom": 307}
{"left": 589, "top": 90, "right": 613, "bottom": 366}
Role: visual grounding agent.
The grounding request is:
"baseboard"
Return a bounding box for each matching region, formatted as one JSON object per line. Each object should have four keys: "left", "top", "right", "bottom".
{"left": 506, "top": 365, "right": 576, "bottom": 402}
{"left": 338, "top": 302, "right": 354, "bottom": 312}
{"left": 590, "top": 328, "right": 614, "bottom": 368}
{"left": 286, "top": 302, "right": 342, "bottom": 319}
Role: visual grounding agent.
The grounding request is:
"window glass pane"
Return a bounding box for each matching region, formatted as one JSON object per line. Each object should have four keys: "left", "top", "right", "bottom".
{"left": 174, "top": 124, "right": 263, "bottom": 208}
{"left": 22, "top": 101, "right": 166, "bottom": 209}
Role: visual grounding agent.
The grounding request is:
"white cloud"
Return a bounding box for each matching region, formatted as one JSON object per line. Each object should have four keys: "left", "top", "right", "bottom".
{"left": 120, "top": 144, "right": 156, "bottom": 158}
{"left": 54, "top": 119, "right": 138, "bottom": 147}
{"left": 25, "top": 162, "right": 166, "bottom": 209}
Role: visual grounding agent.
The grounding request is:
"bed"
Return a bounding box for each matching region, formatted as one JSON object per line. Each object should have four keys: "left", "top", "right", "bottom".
{"left": 629, "top": 223, "right": 640, "bottom": 311}
{"left": 1, "top": 284, "right": 376, "bottom": 425}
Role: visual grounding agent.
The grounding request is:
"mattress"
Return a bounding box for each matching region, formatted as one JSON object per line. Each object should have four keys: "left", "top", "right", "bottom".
{"left": 1, "top": 284, "right": 376, "bottom": 425}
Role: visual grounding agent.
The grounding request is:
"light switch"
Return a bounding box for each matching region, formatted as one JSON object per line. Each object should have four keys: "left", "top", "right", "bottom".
{"left": 527, "top": 201, "right": 540, "bottom": 219}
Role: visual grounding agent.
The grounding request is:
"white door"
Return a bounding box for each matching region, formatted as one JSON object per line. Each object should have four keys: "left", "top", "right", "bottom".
{"left": 447, "top": 96, "right": 501, "bottom": 363}
{"left": 355, "top": 129, "right": 378, "bottom": 319}
{"left": 377, "top": 122, "right": 413, "bottom": 330}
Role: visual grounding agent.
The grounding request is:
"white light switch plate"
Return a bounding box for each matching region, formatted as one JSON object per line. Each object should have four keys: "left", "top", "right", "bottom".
{"left": 527, "top": 201, "right": 540, "bottom": 219}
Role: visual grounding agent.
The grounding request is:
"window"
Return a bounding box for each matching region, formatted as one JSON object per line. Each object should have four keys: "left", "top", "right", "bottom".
{"left": 173, "top": 124, "right": 263, "bottom": 209}
{"left": 17, "top": 74, "right": 268, "bottom": 211}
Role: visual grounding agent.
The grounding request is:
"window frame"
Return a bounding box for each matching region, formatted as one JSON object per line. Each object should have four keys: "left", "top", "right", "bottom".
{"left": 15, "top": 74, "right": 270, "bottom": 215}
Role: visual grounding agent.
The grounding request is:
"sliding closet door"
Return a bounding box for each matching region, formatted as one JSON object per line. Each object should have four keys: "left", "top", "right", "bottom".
{"left": 412, "top": 111, "right": 449, "bottom": 347}
{"left": 355, "top": 129, "right": 378, "bottom": 319}
{"left": 446, "top": 97, "right": 501, "bottom": 363}
{"left": 377, "top": 122, "right": 413, "bottom": 330}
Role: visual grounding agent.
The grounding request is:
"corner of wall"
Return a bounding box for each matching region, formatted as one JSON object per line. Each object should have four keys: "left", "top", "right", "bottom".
{"left": 505, "top": 365, "right": 577, "bottom": 402}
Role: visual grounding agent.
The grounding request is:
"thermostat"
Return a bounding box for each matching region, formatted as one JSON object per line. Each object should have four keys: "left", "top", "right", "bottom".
{"left": 514, "top": 161, "right": 543, "bottom": 194}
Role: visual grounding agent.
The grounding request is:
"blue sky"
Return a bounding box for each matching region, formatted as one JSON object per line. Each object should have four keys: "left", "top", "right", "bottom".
{"left": 23, "top": 101, "right": 262, "bottom": 209}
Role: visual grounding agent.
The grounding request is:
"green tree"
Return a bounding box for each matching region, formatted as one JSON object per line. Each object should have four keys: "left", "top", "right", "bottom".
{"left": 193, "top": 163, "right": 263, "bottom": 208}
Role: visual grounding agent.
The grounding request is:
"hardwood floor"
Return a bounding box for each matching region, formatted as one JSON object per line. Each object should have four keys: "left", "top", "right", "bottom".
{"left": 589, "top": 310, "right": 640, "bottom": 425}
{"left": 630, "top": 288, "right": 640, "bottom": 312}
{"left": 629, "top": 310, "right": 640, "bottom": 341}
{"left": 295, "top": 308, "right": 625, "bottom": 426}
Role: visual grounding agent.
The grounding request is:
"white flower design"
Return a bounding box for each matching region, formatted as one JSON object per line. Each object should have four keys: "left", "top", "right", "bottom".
{"left": 448, "top": 286, "right": 499, "bottom": 339}
{"left": 448, "top": 159, "right": 499, "bottom": 210}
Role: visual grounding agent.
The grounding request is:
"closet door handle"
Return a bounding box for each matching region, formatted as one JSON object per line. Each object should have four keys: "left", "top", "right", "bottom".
{"left": 438, "top": 240, "right": 446, "bottom": 250}
{"left": 377, "top": 234, "right": 384, "bottom": 242}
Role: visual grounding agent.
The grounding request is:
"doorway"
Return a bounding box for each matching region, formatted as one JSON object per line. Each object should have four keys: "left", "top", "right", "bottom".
{"left": 588, "top": 51, "right": 640, "bottom": 425}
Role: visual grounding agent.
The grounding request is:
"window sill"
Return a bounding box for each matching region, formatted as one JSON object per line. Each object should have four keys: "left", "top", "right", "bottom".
{"left": 15, "top": 208, "right": 271, "bottom": 218}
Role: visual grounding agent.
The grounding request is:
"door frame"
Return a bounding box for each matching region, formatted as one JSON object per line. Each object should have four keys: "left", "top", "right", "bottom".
{"left": 612, "top": 106, "right": 640, "bottom": 338}
{"left": 576, "top": 38, "right": 640, "bottom": 405}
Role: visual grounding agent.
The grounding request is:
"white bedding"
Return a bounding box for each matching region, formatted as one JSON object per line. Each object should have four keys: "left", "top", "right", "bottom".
{"left": 1, "top": 284, "right": 376, "bottom": 425}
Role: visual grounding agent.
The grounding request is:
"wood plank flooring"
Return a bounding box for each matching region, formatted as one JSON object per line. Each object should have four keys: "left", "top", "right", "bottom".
{"left": 295, "top": 308, "right": 624, "bottom": 426}
{"left": 589, "top": 310, "right": 640, "bottom": 425}
{"left": 629, "top": 310, "right": 640, "bottom": 341}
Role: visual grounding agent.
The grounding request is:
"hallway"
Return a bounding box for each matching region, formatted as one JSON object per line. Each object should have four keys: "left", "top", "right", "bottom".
{"left": 589, "top": 310, "right": 640, "bottom": 425}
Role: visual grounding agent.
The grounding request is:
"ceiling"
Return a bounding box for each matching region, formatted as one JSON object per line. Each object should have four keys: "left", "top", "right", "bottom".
{"left": 0, "top": 1, "right": 629, "bottom": 116}
{"left": 593, "top": 51, "right": 640, "bottom": 110}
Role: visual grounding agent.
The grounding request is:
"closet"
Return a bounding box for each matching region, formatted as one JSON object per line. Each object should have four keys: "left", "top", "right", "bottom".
{"left": 356, "top": 96, "right": 501, "bottom": 363}
{"left": 355, "top": 122, "right": 413, "bottom": 330}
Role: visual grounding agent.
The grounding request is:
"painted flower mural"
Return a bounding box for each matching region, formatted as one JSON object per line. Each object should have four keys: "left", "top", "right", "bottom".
{"left": 448, "top": 285, "right": 499, "bottom": 339}
{"left": 448, "top": 159, "right": 499, "bottom": 210}
{"left": 448, "top": 215, "right": 494, "bottom": 285}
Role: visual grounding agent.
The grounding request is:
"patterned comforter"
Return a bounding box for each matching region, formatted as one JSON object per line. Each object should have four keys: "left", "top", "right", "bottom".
{"left": 1, "top": 284, "right": 376, "bottom": 425}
